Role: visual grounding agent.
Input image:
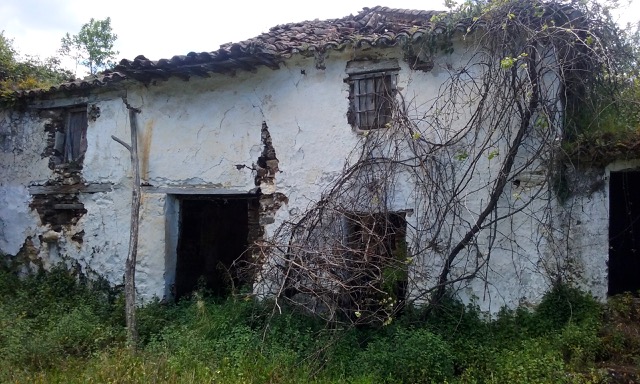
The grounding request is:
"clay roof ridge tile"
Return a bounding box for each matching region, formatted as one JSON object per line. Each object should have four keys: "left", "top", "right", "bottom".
{"left": 17, "top": 3, "right": 581, "bottom": 98}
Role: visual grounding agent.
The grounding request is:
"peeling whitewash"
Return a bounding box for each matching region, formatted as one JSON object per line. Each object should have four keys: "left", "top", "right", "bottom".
{"left": 0, "top": 43, "right": 622, "bottom": 313}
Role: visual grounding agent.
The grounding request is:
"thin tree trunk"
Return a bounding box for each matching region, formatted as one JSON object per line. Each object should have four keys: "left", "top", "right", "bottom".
{"left": 112, "top": 99, "right": 141, "bottom": 348}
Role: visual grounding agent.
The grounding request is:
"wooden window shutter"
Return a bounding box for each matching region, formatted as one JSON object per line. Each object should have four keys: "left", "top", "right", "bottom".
{"left": 64, "top": 109, "right": 88, "bottom": 163}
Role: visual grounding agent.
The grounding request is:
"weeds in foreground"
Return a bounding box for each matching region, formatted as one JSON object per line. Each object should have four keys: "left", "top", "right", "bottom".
{"left": 0, "top": 265, "right": 636, "bottom": 383}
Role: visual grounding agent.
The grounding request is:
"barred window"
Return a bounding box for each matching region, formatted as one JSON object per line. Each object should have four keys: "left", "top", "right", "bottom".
{"left": 346, "top": 60, "right": 399, "bottom": 130}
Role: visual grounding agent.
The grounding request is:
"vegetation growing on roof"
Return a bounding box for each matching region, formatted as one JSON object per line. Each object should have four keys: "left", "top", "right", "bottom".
{"left": 553, "top": 0, "right": 640, "bottom": 166}
{"left": 562, "top": 71, "right": 640, "bottom": 167}
{"left": 0, "top": 32, "right": 73, "bottom": 106}
{"left": 418, "top": 0, "right": 640, "bottom": 169}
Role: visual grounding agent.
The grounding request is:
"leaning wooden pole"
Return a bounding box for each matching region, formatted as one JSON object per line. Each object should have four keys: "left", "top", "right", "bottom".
{"left": 112, "top": 97, "right": 141, "bottom": 348}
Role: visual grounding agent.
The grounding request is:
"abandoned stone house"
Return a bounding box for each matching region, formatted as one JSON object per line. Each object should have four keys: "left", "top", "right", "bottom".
{"left": 0, "top": 4, "right": 638, "bottom": 314}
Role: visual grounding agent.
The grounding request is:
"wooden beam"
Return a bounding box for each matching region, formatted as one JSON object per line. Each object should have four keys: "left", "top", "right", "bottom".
{"left": 345, "top": 59, "right": 400, "bottom": 75}
{"left": 142, "top": 185, "right": 257, "bottom": 195}
{"left": 53, "top": 203, "right": 85, "bottom": 210}
{"left": 28, "top": 91, "right": 126, "bottom": 109}
{"left": 28, "top": 183, "right": 113, "bottom": 195}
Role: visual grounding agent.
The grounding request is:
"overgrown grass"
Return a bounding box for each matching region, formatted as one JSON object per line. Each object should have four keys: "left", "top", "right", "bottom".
{"left": 0, "top": 265, "right": 636, "bottom": 383}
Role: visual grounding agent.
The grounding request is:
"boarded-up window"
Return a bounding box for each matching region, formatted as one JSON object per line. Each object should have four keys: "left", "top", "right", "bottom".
{"left": 53, "top": 107, "right": 88, "bottom": 164}
{"left": 346, "top": 60, "right": 399, "bottom": 130}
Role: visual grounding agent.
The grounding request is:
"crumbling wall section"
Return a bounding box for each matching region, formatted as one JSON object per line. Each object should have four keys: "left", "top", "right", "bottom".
{"left": 254, "top": 121, "right": 287, "bottom": 227}
{"left": 0, "top": 109, "right": 53, "bottom": 257}
{"left": 0, "top": 96, "right": 132, "bottom": 291}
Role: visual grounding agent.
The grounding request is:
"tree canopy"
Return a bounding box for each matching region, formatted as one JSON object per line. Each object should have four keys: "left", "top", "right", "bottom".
{"left": 60, "top": 17, "right": 118, "bottom": 75}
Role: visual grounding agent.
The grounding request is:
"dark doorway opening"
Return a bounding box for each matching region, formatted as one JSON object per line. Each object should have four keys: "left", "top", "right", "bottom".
{"left": 609, "top": 171, "right": 640, "bottom": 295}
{"left": 175, "top": 195, "right": 260, "bottom": 300}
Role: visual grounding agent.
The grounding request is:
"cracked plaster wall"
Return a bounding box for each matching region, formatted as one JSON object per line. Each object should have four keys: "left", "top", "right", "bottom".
{"left": 1, "top": 110, "right": 53, "bottom": 256}
{"left": 0, "top": 95, "right": 132, "bottom": 286}
{"left": 0, "top": 43, "right": 614, "bottom": 309}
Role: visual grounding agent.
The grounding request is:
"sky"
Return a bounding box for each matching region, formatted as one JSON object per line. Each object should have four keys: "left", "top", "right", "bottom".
{"left": 1, "top": 0, "right": 639, "bottom": 75}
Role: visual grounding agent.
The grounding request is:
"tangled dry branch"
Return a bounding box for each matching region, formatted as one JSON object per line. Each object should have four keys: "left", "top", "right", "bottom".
{"left": 239, "top": 0, "right": 623, "bottom": 325}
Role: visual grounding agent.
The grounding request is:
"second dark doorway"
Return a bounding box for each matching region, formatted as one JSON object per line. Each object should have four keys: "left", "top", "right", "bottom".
{"left": 609, "top": 171, "right": 640, "bottom": 296}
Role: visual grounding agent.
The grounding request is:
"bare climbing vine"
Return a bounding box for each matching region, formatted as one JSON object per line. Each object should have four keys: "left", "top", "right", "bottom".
{"left": 241, "top": 0, "right": 625, "bottom": 325}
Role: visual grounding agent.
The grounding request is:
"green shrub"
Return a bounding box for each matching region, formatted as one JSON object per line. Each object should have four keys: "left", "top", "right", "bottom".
{"left": 49, "top": 305, "right": 117, "bottom": 355}
{"left": 488, "top": 306, "right": 539, "bottom": 345}
{"left": 535, "top": 284, "right": 601, "bottom": 330}
{"left": 0, "top": 316, "right": 58, "bottom": 368}
{"left": 0, "top": 264, "right": 123, "bottom": 369}
{"left": 489, "top": 339, "right": 567, "bottom": 384}
{"left": 0, "top": 267, "right": 620, "bottom": 383}
{"left": 556, "top": 322, "right": 602, "bottom": 370}
{"left": 358, "top": 327, "right": 454, "bottom": 383}
{"left": 136, "top": 298, "right": 183, "bottom": 344}
{"left": 607, "top": 292, "right": 640, "bottom": 321}
{"left": 600, "top": 293, "right": 640, "bottom": 364}
{"left": 0, "top": 267, "right": 19, "bottom": 296}
{"left": 422, "top": 293, "right": 488, "bottom": 340}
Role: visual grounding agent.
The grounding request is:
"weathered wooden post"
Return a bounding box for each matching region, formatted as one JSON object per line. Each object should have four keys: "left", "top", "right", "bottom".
{"left": 111, "top": 97, "right": 141, "bottom": 348}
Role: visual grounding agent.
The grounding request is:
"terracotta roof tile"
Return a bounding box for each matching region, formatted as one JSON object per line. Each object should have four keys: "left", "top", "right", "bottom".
{"left": 16, "top": 2, "right": 583, "bottom": 98}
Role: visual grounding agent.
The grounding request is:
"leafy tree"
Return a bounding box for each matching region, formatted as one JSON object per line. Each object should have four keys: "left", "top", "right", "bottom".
{"left": 0, "top": 31, "right": 73, "bottom": 105}
{"left": 60, "top": 17, "right": 118, "bottom": 75}
{"left": 0, "top": 33, "right": 17, "bottom": 80}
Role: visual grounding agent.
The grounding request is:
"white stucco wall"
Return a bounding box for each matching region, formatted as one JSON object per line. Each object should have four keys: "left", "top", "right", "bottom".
{"left": 1, "top": 111, "right": 54, "bottom": 256}
{"left": 0, "top": 95, "right": 133, "bottom": 283}
{"left": 0, "top": 42, "right": 614, "bottom": 311}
